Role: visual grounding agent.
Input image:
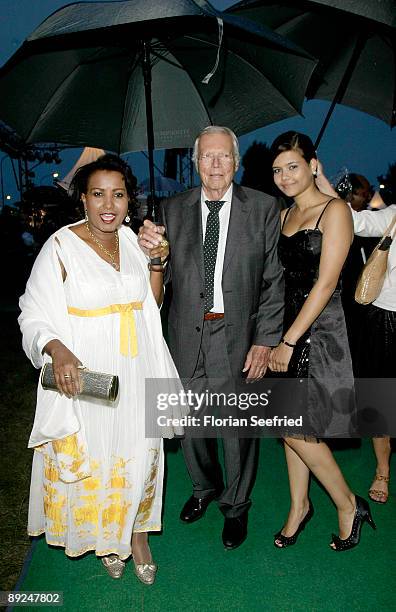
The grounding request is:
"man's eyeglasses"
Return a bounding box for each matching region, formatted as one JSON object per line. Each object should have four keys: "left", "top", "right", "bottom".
{"left": 198, "top": 153, "right": 234, "bottom": 164}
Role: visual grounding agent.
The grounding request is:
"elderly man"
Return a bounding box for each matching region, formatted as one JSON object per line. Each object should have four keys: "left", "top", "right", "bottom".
{"left": 139, "top": 126, "right": 284, "bottom": 549}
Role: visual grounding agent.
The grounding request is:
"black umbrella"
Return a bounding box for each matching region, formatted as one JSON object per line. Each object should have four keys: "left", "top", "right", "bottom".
{"left": 0, "top": 0, "right": 317, "bottom": 213}
{"left": 227, "top": 0, "right": 396, "bottom": 146}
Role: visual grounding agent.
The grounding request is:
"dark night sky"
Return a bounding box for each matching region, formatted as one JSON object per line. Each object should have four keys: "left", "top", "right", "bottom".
{"left": 0, "top": 0, "right": 395, "bottom": 199}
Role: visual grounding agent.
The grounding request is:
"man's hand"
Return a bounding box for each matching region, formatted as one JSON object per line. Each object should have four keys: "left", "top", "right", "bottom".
{"left": 138, "top": 219, "right": 166, "bottom": 257}
{"left": 242, "top": 345, "right": 271, "bottom": 382}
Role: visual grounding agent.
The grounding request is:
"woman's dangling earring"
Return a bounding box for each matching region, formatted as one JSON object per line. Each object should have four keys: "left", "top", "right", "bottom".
{"left": 84, "top": 208, "right": 88, "bottom": 221}
{"left": 125, "top": 211, "right": 131, "bottom": 223}
{"left": 312, "top": 169, "right": 318, "bottom": 178}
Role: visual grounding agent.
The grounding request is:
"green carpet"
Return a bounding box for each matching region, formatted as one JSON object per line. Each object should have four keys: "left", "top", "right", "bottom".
{"left": 16, "top": 439, "right": 394, "bottom": 611}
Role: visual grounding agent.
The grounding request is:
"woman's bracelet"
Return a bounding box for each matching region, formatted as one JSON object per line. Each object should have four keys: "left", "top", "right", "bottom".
{"left": 281, "top": 337, "right": 296, "bottom": 348}
{"left": 148, "top": 262, "right": 164, "bottom": 272}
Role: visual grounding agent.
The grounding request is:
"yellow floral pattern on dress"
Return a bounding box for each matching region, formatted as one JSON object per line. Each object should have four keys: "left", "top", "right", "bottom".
{"left": 52, "top": 435, "right": 80, "bottom": 458}
{"left": 73, "top": 495, "right": 101, "bottom": 529}
{"left": 43, "top": 457, "right": 67, "bottom": 536}
{"left": 51, "top": 432, "right": 91, "bottom": 483}
{"left": 69, "top": 456, "right": 134, "bottom": 541}
{"left": 135, "top": 449, "right": 159, "bottom": 527}
{"left": 105, "top": 457, "right": 132, "bottom": 489}
{"left": 102, "top": 492, "right": 131, "bottom": 541}
{"left": 101, "top": 457, "right": 132, "bottom": 540}
{"left": 32, "top": 446, "right": 162, "bottom": 556}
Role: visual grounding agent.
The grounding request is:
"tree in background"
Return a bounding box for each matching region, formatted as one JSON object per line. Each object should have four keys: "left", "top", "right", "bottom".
{"left": 240, "top": 141, "right": 276, "bottom": 195}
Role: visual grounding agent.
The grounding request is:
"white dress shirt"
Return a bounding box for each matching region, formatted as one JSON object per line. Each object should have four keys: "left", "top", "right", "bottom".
{"left": 352, "top": 204, "right": 396, "bottom": 311}
{"left": 201, "top": 184, "right": 233, "bottom": 313}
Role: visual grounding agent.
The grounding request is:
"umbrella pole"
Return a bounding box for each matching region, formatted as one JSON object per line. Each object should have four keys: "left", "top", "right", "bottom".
{"left": 314, "top": 33, "right": 366, "bottom": 149}
{"left": 142, "top": 41, "right": 156, "bottom": 220}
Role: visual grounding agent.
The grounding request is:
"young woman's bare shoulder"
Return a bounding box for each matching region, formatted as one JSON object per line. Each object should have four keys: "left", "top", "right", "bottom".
{"left": 322, "top": 198, "right": 352, "bottom": 223}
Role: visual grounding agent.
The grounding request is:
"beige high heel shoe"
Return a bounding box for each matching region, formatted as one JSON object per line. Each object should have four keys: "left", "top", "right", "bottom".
{"left": 132, "top": 555, "right": 157, "bottom": 585}
{"left": 101, "top": 554, "right": 126, "bottom": 579}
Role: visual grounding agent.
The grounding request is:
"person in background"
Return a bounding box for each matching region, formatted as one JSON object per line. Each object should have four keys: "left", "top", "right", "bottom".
{"left": 345, "top": 174, "right": 373, "bottom": 212}
{"left": 317, "top": 167, "right": 394, "bottom": 504}
{"left": 269, "top": 131, "right": 375, "bottom": 551}
{"left": 335, "top": 173, "right": 378, "bottom": 369}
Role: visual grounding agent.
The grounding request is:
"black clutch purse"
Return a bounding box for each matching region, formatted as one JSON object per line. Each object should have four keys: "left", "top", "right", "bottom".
{"left": 41, "top": 363, "right": 119, "bottom": 402}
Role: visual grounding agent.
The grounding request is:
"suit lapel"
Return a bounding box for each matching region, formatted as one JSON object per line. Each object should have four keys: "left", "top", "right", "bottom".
{"left": 223, "top": 183, "right": 253, "bottom": 274}
{"left": 183, "top": 187, "right": 204, "bottom": 281}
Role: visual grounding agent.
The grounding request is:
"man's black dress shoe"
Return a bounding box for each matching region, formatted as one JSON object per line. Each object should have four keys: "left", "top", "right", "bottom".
{"left": 222, "top": 513, "right": 248, "bottom": 549}
{"left": 180, "top": 494, "right": 216, "bottom": 523}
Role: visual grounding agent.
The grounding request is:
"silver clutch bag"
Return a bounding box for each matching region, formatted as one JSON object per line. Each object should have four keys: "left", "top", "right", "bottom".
{"left": 41, "top": 363, "right": 119, "bottom": 402}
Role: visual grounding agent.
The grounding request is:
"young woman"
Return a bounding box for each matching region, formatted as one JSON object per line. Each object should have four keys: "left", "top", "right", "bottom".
{"left": 19, "top": 154, "right": 181, "bottom": 583}
{"left": 268, "top": 132, "right": 375, "bottom": 551}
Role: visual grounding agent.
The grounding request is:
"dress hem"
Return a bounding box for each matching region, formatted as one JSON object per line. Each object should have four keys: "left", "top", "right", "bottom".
{"left": 27, "top": 527, "right": 162, "bottom": 560}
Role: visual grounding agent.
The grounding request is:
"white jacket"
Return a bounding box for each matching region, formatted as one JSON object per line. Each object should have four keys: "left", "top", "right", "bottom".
{"left": 352, "top": 205, "right": 396, "bottom": 311}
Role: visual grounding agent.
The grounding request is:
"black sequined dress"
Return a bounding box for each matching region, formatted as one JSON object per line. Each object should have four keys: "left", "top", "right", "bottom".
{"left": 278, "top": 202, "right": 356, "bottom": 438}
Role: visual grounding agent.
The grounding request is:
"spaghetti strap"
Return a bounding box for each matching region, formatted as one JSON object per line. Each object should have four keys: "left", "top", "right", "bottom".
{"left": 314, "top": 198, "right": 337, "bottom": 230}
{"left": 281, "top": 205, "right": 294, "bottom": 231}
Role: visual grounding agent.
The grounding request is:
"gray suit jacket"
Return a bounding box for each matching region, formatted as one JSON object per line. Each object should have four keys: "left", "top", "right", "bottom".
{"left": 160, "top": 183, "right": 284, "bottom": 379}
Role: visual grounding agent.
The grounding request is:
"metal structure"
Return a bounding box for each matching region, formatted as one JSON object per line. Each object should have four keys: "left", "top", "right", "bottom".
{"left": 0, "top": 121, "right": 62, "bottom": 203}
{"left": 163, "top": 149, "right": 194, "bottom": 190}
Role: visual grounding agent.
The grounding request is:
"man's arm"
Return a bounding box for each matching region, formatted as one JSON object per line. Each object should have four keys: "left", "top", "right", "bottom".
{"left": 243, "top": 197, "right": 284, "bottom": 381}
{"left": 253, "top": 198, "right": 285, "bottom": 347}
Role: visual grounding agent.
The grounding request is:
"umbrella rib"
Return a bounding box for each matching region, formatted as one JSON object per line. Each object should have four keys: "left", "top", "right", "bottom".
{"left": 24, "top": 48, "right": 128, "bottom": 145}
{"left": 171, "top": 34, "right": 306, "bottom": 114}
{"left": 150, "top": 49, "right": 185, "bottom": 70}
{"left": 118, "top": 50, "right": 143, "bottom": 154}
{"left": 146, "top": 44, "right": 213, "bottom": 128}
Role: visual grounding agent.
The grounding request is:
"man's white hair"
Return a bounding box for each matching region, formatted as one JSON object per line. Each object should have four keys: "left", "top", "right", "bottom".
{"left": 192, "top": 126, "right": 240, "bottom": 171}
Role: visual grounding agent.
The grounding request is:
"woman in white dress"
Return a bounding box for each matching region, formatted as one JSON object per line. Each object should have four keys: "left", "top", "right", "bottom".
{"left": 19, "top": 154, "right": 180, "bottom": 584}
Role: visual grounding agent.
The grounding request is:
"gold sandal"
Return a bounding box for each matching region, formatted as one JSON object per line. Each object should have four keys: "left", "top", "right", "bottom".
{"left": 369, "top": 474, "right": 390, "bottom": 504}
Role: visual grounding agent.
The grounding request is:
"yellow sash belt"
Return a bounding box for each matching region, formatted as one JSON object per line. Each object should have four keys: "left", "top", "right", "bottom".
{"left": 67, "top": 302, "right": 143, "bottom": 357}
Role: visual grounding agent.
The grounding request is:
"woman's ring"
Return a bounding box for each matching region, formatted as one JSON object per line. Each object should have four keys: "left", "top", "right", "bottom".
{"left": 64, "top": 374, "right": 71, "bottom": 379}
{"left": 160, "top": 239, "right": 169, "bottom": 248}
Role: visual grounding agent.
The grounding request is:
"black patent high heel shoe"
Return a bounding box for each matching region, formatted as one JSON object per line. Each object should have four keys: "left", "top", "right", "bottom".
{"left": 274, "top": 501, "right": 314, "bottom": 548}
{"left": 330, "top": 495, "right": 376, "bottom": 552}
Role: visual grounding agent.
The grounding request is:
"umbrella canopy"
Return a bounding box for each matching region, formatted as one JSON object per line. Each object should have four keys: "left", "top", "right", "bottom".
{"left": 227, "top": 0, "right": 396, "bottom": 143}
{"left": 0, "top": 0, "right": 316, "bottom": 153}
{"left": 140, "top": 176, "right": 185, "bottom": 193}
{"left": 0, "top": 0, "right": 317, "bottom": 215}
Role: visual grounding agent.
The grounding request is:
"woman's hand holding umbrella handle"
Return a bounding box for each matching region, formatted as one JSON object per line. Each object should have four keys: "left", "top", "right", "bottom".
{"left": 44, "top": 339, "right": 83, "bottom": 397}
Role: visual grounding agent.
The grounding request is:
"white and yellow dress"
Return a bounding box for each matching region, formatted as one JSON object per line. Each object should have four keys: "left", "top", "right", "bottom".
{"left": 19, "top": 222, "right": 182, "bottom": 560}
